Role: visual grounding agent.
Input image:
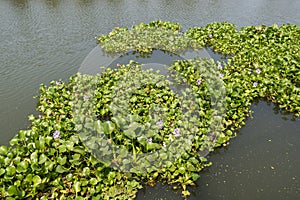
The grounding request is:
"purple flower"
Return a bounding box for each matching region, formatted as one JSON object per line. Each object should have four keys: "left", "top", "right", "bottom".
{"left": 208, "top": 34, "right": 212, "bottom": 38}
{"left": 256, "top": 68, "right": 261, "bottom": 74}
{"left": 196, "top": 79, "right": 201, "bottom": 85}
{"left": 253, "top": 82, "right": 258, "bottom": 87}
{"left": 173, "top": 128, "right": 180, "bottom": 137}
{"left": 219, "top": 74, "right": 224, "bottom": 79}
{"left": 147, "top": 137, "right": 153, "bottom": 143}
{"left": 83, "top": 94, "right": 89, "bottom": 101}
{"left": 157, "top": 120, "right": 163, "bottom": 129}
{"left": 56, "top": 81, "right": 61, "bottom": 86}
{"left": 217, "top": 63, "right": 223, "bottom": 69}
{"left": 53, "top": 130, "right": 60, "bottom": 139}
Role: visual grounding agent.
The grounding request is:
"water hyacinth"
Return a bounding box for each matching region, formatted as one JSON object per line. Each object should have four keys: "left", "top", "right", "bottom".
{"left": 56, "top": 81, "right": 61, "bottom": 85}
{"left": 173, "top": 128, "right": 180, "bottom": 137}
{"left": 219, "top": 73, "right": 224, "bottom": 78}
{"left": 83, "top": 94, "right": 89, "bottom": 101}
{"left": 156, "top": 120, "right": 163, "bottom": 129}
{"left": 53, "top": 130, "right": 60, "bottom": 139}
{"left": 253, "top": 82, "right": 258, "bottom": 87}
{"left": 256, "top": 68, "right": 261, "bottom": 74}
{"left": 208, "top": 34, "right": 212, "bottom": 38}
{"left": 217, "top": 63, "right": 223, "bottom": 69}
{"left": 147, "top": 137, "right": 153, "bottom": 143}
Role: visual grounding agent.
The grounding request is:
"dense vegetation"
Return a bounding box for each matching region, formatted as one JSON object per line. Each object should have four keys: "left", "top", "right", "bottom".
{"left": 0, "top": 21, "right": 299, "bottom": 199}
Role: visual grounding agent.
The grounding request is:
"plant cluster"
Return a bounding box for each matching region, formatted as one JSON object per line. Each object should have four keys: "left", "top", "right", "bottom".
{"left": 0, "top": 80, "right": 142, "bottom": 199}
{"left": 0, "top": 21, "right": 299, "bottom": 199}
{"left": 97, "top": 21, "right": 189, "bottom": 54}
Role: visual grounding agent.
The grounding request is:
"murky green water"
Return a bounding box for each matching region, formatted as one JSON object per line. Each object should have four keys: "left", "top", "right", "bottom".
{"left": 0, "top": 0, "right": 299, "bottom": 199}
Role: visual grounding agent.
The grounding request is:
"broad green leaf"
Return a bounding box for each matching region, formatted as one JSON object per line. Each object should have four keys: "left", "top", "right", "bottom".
{"left": 73, "top": 146, "right": 86, "bottom": 154}
{"left": 0, "top": 146, "right": 8, "bottom": 156}
{"left": 0, "top": 168, "right": 5, "bottom": 176}
{"left": 57, "top": 156, "right": 67, "bottom": 165}
{"left": 39, "top": 154, "right": 48, "bottom": 164}
{"left": 7, "top": 185, "right": 18, "bottom": 196}
{"left": 32, "top": 175, "right": 42, "bottom": 187}
{"left": 102, "top": 121, "right": 115, "bottom": 134}
{"left": 73, "top": 181, "right": 81, "bottom": 193}
{"left": 89, "top": 178, "right": 98, "bottom": 185}
{"left": 59, "top": 144, "right": 67, "bottom": 153}
{"left": 16, "top": 161, "right": 29, "bottom": 173}
{"left": 82, "top": 167, "right": 90, "bottom": 177}
{"left": 55, "top": 165, "right": 68, "bottom": 173}
{"left": 30, "top": 151, "right": 38, "bottom": 163}
{"left": 6, "top": 166, "right": 16, "bottom": 176}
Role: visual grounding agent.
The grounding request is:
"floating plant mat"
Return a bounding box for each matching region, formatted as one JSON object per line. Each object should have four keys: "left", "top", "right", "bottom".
{"left": 0, "top": 21, "right": 299, "bottom": 199}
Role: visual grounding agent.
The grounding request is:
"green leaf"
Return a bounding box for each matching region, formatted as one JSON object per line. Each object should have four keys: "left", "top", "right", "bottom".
{"left": 59, "top": 144, "right": 67, "bottom": 153}
{"left": 39, "top": 154, "right": 48, "bottom": 164}
{"left": 25, "top": 174, "right": 33, "bottom": 182}
{"left": 93, "top": 120, "right": 103, "bottom": 133}
{"left": 65, "top": 140, "right": 74, "bottom": 151}
{"left": 7, "top": 185, "right": 18, "bottom": 196}
{"left": 73, "top": 181, "right": 81, "bottom": 193}
{"left": 0, "top": 146, "right": 8, "bottom": 156}
{"left": 70, "top": 135, "right": 80, "bottom": 144}
{"left": 9, "top": 138, "right": 19, "bottom": 146}
{"left": 73, "top": 146, "right": 86, "bottom": 154}
{"left": 146, "top": 142, "right": 160, "bottom": 151}
{"left": 30, "top": 151, "right": 38, "bottom": 163}
{"left": 102, "top": 121, "right": 115, "bottom": 134}
{"left": 0, "top": 168, "right": 5, "bottom": 176}
{"left": 40, "top": 196, "right": 48, "bottom": 200}
{"left": 123, "top": 129, "right": 136, "bottom": 138}
{"left": 36, "top": 137, "right": 45, "bottom": 149}
{"left": 17, "top": 130, "right": 28, "bottom": 140}
{"left": 32, "top": 175, "right": 42, "bottom": 187}
{"left": 16, "top": 161, "right": 29, "bottom": 173}
{"left": 178, "top": 166, "right": 186, "bottom": 174}
{"left": 57, "top": 156, "right": 67, "bottom": 165}
{"left": 55, "top": 165, "right": 68, "bottom": 173}
{"left": 82, "top": 167, "right": 90, "bottom": 177}
{"left": 6, "top": 166, "right": 16, "bottom": 176}
{"left": 28, "top": 114, "right": 35, "bottom": 121}
{"left": 44, "top": 160, "right": 54, "bottom": 171}
{"left": 191, "top": 173, "right": 200, "bottom": 181}
{"left": 89, "top": 178, "right": 98, "bottom": 185}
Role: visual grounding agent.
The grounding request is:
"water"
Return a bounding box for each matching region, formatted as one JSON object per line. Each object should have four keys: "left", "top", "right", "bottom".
{"left": 0, "top": 0, "right": 299, "bottom": 199}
